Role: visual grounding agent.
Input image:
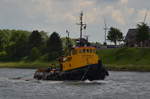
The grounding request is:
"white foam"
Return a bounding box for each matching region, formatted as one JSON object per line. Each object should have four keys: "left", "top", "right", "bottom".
{"left": 41, "top": 80, "right": 64, "bottom": 84}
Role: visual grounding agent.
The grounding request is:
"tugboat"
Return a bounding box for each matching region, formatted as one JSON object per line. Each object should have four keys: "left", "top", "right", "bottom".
{"left": 34, "top": 12, "right": 109, "bottom": 81}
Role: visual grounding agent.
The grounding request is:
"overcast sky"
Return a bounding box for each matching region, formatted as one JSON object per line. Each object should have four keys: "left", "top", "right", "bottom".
{"left": 0, "top": 0, "right": 150, "bottom": 42}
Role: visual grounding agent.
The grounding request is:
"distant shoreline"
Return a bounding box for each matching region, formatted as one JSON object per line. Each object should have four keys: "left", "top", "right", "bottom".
{"left": 106, "top": 64, "right": 150, "bottom": 72}
{"left": 0, "top": 61, "right": 56, "bottom": 69}
{"left": 97, "top": 48, "right": 150, "bottom": 72}
{"left": 0, "top": 62, "right": 150, "bottom": 72}
{"left": 1, "top": 48, "right": 150, "bottom": 72}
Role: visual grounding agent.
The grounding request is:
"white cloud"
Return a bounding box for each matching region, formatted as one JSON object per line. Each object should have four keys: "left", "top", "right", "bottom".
{"left": 78, "top": 0, "right": 95, "bottom": 8}
{"left": 0, "top": 0, "right": 150, "bottom": 42}
{"left": 127, "top": 8, "right": 135, "bottom": 15}
{"left": 111, "top": 10, "right": 125, "bottom": 25}
{"left": 63, "top": 13, "right": 76, "bottom": 22}
{"left": 120, "top": 0, "right": 128, "bottom": 5}
{"left": 136, "top": 9, "right": 150, "bottom": 23}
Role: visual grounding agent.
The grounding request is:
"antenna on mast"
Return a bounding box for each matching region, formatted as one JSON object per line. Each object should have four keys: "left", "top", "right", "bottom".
{"left": 84, "top": 35, "right": 90, "bottom": 42}
{"left": 66, "top": 30, "right": 70, "bottom": 49}
{"left": 66, "top": 30, "right": 70, "bottom": 39}
{"left": 66, "top": 30, "right": 72, "bottom": 55}
{"left": 144, "top": 10, "right": 148, "bottom": 23}
{"left": 104, "top": 18, "right": 108, "bottom": 45}
{"left": 77, "top": 11, "right": 86, "bottom": 46}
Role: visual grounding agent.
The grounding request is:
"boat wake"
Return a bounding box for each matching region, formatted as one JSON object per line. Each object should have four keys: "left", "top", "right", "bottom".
{"left": 8, "top": 76, "right": 108, "bottom": 85}
{"left": 62, "top": 80, "right": 108, "bottom": 86}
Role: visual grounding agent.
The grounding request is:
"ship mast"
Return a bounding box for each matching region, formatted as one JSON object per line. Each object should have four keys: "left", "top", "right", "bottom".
{"left": 77, "top": 12, "right": 86, "bottom": 46}
{"left": 66, "top": 30, "right": 72, "bottom": 55}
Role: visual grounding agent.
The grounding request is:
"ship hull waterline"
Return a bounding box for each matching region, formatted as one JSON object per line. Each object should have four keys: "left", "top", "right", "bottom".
{"left": 34, "top": 62, "right": 109, "bottom": 81}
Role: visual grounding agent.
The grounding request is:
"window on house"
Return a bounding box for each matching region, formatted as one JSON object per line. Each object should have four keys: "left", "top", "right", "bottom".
{"left": 83, "top": 49, "right": 86, "bottom": 53}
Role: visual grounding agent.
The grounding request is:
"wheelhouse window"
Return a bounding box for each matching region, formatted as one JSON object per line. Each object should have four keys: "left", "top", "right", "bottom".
{"left": 83, "top": 49, "right": 86, "bottom": 53}
{"left": 78, "top": 48, "right": 96, "bottom": 53}
{"left": 86, "top": 49, "right": 89, "bottom": 53}
{"left": 93, "top": 49, "right": 96, "bottom": 53}
{"left": 79, "top": 49, "right": 83, "bottom": 53}
{"left": 90, "top": 49, "right": 93, "bottom": 53}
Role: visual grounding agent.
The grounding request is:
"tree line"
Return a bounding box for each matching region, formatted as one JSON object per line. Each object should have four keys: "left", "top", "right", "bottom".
{"left": 107, "top": 22, "right": 150, "bottom": 47}
{"left": 0, "top": 22, "right": 148, "bottom": 62}
{"left": 136, "top": 22, "right": 150, "bottom": 47}
{"left": 0, "top": 30, "right": 63, "bottom": 61}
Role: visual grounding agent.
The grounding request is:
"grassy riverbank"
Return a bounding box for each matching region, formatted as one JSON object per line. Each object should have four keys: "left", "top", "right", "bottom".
{"left": 0, "top": 61, "right": 57, "bottom": 69}
{"left": 0, "top": 48, "right": 150, "bottom": 71}
{"left": 97, "top": 48, "right": 150, "bottom": 71}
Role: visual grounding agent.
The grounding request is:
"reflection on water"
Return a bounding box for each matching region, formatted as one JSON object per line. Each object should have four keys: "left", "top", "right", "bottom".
{"left": 0, "top": 68, "right": 150, "bottom": 99}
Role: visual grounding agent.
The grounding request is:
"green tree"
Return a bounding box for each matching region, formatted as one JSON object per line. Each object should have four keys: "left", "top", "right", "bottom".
{"left": 107, "top": 27, "right": 123, "bottom": 46}
{"left": 47, "top": 32, "right": 63, "bottom": 60}
{"left": 136, "top": 22, "right": 150, "bottom": 47}
{"left": 28, "top": 30, "right": 44, "bottom": 49}
{"left": 0, "top": 30, "right": 10, "bottom": 51}
{"left": 39, "top": 31, "right": 48, "bottom": 54}
{"left": 28, "top": 30, "right": 44, "bottom": 56}
{"left": 6, "top": 30, "right": 30, "bottom": 59}
{"left": 39, "top": 31, "right": 48, "bottom": 40}
{"left": 29, "top": 47, "right": 41, "bottom": 61}
{"left": 61, "top": 37, "right": 75, "bottom": 55}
